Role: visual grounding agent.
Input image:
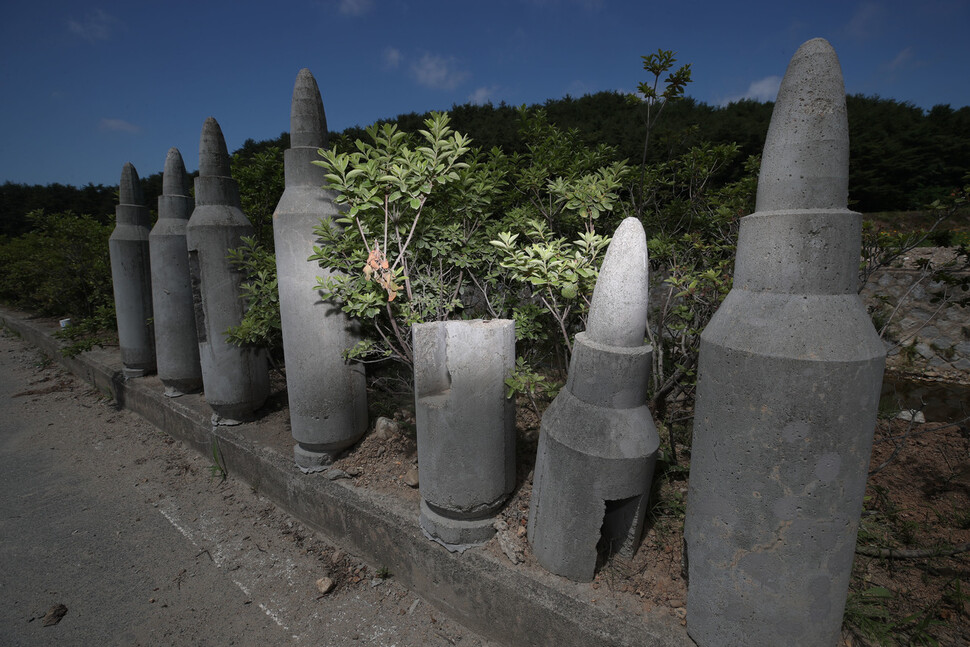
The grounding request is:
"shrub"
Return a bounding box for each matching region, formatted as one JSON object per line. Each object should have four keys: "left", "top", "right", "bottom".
{"left": 0, "top": 209, "right": 114, "bottom": 320}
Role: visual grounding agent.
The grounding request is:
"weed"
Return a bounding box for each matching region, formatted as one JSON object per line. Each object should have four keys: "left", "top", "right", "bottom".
{"left": 843, "top": 585, "right": 895, "bottom": 645}
{"left": 505, "top": 357, "right": 561, "bottom": 418}
{"left": 52, "top": 303, "right": 116, "bottom": 357}
{"left": 32, "top": 352, "right": 52, "bottom": 369}
{"left": 0, "top": 322, "right": 21, "bottom": 338}
{"left": 376, "top": 565, "right": 392, "bottom": 579}
{"left": 943, "top": 578, "right": 969, "bottom": 617}
{"left": 898, "top": 519, "right": 921, "bottom": 547}
{"left": 901, "top": 338, "right": 921, "bottom": 365}
{"left": 209, "top": 440, "right": 227, "bottom": 482}
{"left": 928, "top": 342, "right": 955, "bottom": 360}
{"left": 898, "top": 605, "right": 945, "bottom": 646}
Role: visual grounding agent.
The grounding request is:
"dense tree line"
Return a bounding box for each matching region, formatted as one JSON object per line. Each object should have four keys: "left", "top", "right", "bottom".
{"left": 222, "top": 91, "right": 970, "bottom": 214}
{"left": 2, "top": 92, "right": 966, "bottom": 239}
{"left": 351, "top": 92, "right": 968, "bottom": 214}
{"left": 0, "top": 182, "right": 117, "bottom": 237}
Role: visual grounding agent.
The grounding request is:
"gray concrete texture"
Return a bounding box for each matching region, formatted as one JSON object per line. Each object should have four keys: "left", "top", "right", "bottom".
{"left": 683, "top": 38, "right": 886, "bottom": 647}
{"left": 0, "top": 306, "right": 696, "bottom": 647}
{"left": 274, "top": 69, "right": 367, "bottom": 471}
{"left": 528, "top": 217, "right": 660, "bottom": 582}
{"left": 109, "top": 162, "right": 155, "bottom": 377}
{"left": 149, "top": 147, "right": 203, "bottom": 396}
{"left": 185, "top": 117, "right": 269, "bottom": 423}
{"left": 413, "top": 319, "right": 516, "bottom": 549}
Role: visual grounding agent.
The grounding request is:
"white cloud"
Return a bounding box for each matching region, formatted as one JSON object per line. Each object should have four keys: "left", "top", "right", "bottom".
{"left": 338, "top": 0, "right": 373, "bottom": 16}
{"left": 721, "top": 75, "right": 782, "bottom": 105}
{"left": 468, "top": 86, "right": 500, "bottom": 105}
{"left": 888, "top": 47, "right": 916, "bottom": 71}
{"left": 410, "top": 53, "right": 469, "bottom": 90}
{"left": 99, "top": 118, "right": 141, "bottom": 134}
{"left": 383, "top": 47, "right": 402, "bottom": 69}
{"left": 566, "top": 79, "right": 593, "bottom": 97}
{"left": 68, "top": 9, "right": 117, "bottom": 42}
{"left": 843, "top": 1, "right": 884, "bottom": 41}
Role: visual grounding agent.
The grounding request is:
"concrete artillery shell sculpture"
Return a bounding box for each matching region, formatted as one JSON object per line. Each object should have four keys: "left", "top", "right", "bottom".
{"left": 109, "top": 162, "right": 155, "bottom": 378}
{"left": 527, "top": 216, "right": 660, "bottom": 582}
{"left": 185, "top": 117, "right": 270, "bottom": 425}
{"left": 413, "top": 319, "right": 516, "bottom": 550}
{"left": 149, "top": 148, "right": 202, "bottom": 397}
{"left": 274, "top": 69, "right": 368, "bottom": 473}
{"left": 683, "top": 38, "right": 886, "bottom": 647}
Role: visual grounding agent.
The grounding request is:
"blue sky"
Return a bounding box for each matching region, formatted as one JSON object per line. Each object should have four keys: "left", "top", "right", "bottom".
{"left": 1, "top": 0, "right": 967, "bottom": 187}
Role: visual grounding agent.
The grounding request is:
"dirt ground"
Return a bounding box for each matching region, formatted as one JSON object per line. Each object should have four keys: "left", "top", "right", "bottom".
{"left": 327, "top": 387, "right": 970, "bottom": 646}
{"left": 6, "top": 315, "right": 969, "bottom": 646}
{"left": 0, "top": 327, "right": 497, "bottom": 647}
{"left": 845, "top": 417, "right": 970, "bottom": 646}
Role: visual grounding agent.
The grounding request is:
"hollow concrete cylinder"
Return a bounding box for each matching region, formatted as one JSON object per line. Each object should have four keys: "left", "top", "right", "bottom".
{"left": 413, "top": 319, "right": 515, "bottom": 549}
{"left": 683, "top": 38, "right": 886, "bottom": 647}
{"left": 109, "top": 162, "right": 155, "bottom": 377}
{"left": 149, "top": 148, "right": 202, "bottom": 396}
{"left": 275, "top": 69, "right": 368, "bottom": 472}
{"left": 185, "top": 118, "right": 269, "bottom": 423}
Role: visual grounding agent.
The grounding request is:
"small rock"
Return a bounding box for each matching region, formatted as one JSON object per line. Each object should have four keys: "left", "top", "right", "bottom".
{"left": 497, "top": 532, "right": 523, "bottom": 565}
{"left": 370, "top": 578, "right": 384, "bottom": 587}
{"left": 374, "top": 417, "right": 400, "bottom": 440}
{"left": 493, "top": 519, "right": 508, "bottom": 531}
{"left": 42, "top": 604, "right": 68, "bottom": 626}
{"left": 325, "top": 468, "right": 352, "bottom": 481}
{"left": 516, "top": 525, "right": 527, "bottom": 538}
{"left": 674, "top": 607, "right": 687, "bottom": 620}
{"left": 345, "top": 466, "right": 362, "bottom": 477}
{"left": 404, "top": 467, "right": 419, "bottom": 488}
{"left": 316, "top": 577, "right": 335, "bottom": 595}
{"left": 896, "top": 409, "right": 926, "bottom": 423}
{"left": 669, "top": 598, "right": 684, "bottom": 608}
{"left": 331, "top": 550, "right": 343, "bottom": 564}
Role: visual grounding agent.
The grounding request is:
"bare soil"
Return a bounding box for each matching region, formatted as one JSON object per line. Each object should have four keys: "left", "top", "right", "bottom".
{"left": 0, "top": 327, "right": 497, "bottom": 646}
{"left": 318, "top": 389, "right": 969, "bottom": 645}
{"left": 8, "top": 312, "right": 969, "bottom": 645}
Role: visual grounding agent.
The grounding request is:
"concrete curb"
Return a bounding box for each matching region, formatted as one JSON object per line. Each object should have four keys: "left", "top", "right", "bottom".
{"left": 1, "top": 306, "right": 694, "bottom": 647}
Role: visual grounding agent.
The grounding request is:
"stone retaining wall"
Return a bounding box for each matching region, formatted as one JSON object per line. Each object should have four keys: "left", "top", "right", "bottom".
{"left": 861, "top": 264, "right": 970, "bottom": 379}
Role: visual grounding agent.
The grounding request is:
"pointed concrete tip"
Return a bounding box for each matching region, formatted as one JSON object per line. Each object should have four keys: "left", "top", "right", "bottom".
{"left": 585, "top": 217, "right": 650, "bottom": 348}
{"left": 755, "top": 37, "right": 849, "bottom": 212}
{"left": 119, "top": 162, "right": 144, "bottom": 206}
{"left": 162, "top": 147, "right": 189, "bottom": 196}
{"left": 290, "top": 68, "right": 328, "bottom": 149}
{"left": 199, "top": 117, "right": 231, "bottom": 178}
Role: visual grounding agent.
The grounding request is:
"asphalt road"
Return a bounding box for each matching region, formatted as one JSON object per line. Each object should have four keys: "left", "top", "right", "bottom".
{"left": 0, "top": 328, "right": 495, "bottom": 647}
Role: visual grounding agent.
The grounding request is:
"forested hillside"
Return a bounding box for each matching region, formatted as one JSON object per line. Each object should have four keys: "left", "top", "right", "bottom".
{"left": 2, "top": 91, "right": 967, "bottom": 237}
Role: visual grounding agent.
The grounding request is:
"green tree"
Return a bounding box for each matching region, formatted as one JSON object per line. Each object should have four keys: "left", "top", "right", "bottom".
{"left": 0, "top": 210, "right": 114, "bottom": 320}
{"left": 310, "top": 112, "right": 506, "bottom": 367}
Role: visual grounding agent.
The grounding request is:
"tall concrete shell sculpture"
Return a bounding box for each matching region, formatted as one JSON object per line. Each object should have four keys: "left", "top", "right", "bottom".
{"left": 683, "top": 38, "right": 886, "bottom": 647}
{"left": 186, "top": 118, "right": 269, "bottom": 423}
{"left": 149, "top": 148, "right": 202, "bottom": 396}
{"left": 274, "top": 69, "right": 367, "bottom": 472}
{"left": 110, "top": 162, "right": 155, "bottom": 377}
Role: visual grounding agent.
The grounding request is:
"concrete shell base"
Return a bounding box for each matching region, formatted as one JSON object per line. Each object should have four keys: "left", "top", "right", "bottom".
{"left": 419, "top": 499, "right": 497, "bottom": 552}
{"left": 294, "top": 443, "right": 335, "bottom": 474}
